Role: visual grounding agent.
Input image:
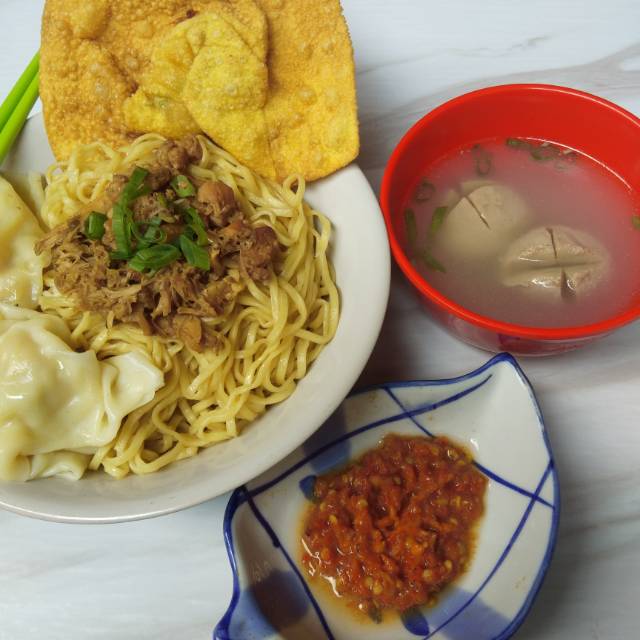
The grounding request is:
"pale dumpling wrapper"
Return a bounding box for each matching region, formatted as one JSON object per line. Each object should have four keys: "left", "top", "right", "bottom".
{"left": 436, "top": 184, "right": 531, "bottom": 260}
{"left": 501, "top": 225, "right": 610, "bottom": 299}
{"left": 0, "top": 176, "right": 46, "bottom": 309}
{"left": 0, "top": 305, "right": 164, "bottom": 482}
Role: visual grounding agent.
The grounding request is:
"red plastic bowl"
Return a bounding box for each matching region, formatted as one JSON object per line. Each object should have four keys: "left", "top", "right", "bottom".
{"left": 380, "top": 84, "right": 640, "bottom": 355}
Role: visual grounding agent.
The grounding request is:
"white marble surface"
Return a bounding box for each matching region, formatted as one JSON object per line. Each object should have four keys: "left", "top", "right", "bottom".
{"left": 1, "top": 1, "right": 640, "bottom": 638}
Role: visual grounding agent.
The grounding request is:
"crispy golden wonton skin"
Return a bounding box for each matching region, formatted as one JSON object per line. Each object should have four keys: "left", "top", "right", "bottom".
{"left": 256, "top": 0, "right": 359, "bottom": 181}
{"left": 40, "top": 0, "right": 359, "bottom": 181}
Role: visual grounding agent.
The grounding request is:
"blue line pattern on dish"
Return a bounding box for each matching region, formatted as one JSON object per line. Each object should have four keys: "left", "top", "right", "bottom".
{"left": 248, "top": 373, "right": 492, "bottom": 500}
{"left": 423, "top": 463, "right": 553, "bottom": 639}
{"left": 226, "top": 586, "right": 275, "bottom": 639}
{"left": 481, "top": 356, "right": 561, "bottom": 640}
{"left": 214, "top": 489, "right": 244, "bottom": 640}
{"left": 246, "top": 492, "right": 335, "bottom": 639}
{"left": 384, "top": 384, "right": 553, "bottom": 509}
{"left": 418, "top": 587, "right": 511, "bottom": 640}
{"left": 298, "top": 474, "right": 317, "bottom": 501}
{"left": 402, "top": 607, "right": 431, "bottom": 635}
{"left": 215, "top": 353, "right": 560, "bottom": 640}
{"left": 214, "top": 486, "right": 335, "bottom": 640}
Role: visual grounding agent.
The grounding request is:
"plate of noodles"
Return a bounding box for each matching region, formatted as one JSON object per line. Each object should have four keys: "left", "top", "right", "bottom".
{"left": 0, "top": 113, "right": 389, "bottom": 523}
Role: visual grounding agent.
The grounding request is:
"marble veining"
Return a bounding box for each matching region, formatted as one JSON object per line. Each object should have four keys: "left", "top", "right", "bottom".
{"left": 1, "top": 1, "right": 639, "bottom": 639}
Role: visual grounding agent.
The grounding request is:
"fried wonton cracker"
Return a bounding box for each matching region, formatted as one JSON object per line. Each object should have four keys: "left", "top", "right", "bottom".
{"left": 188, "top": 0, "right": 359, "bottom": 181}
{"left": 211, "top": 0, "right": 268, "bottom": 60}
{"left": 41, "top": 0, "right": 198, "bottom": 157}
{"left": 39, "top": 34, "right": 136, "bottom": 158}
{"left": 41, "top": 0, "right": 359, "bottom": 182}
{"left": 255, "top": 0, "right": 359, "bottom": 181}
{"left": 123, "top": 11, "right": 272, "bottom": 175}
{"left": 41, "top": 0, "right": 267, "bottom": 158}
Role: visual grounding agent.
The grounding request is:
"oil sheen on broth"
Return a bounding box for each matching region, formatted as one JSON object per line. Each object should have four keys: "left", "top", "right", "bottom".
{"left": 402, "top": 138, "right": 640, "bottom": 327}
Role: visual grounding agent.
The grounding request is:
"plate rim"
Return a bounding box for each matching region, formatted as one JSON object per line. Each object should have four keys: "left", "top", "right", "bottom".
{"left": 0, "top": 113, "right": 391, "bottom": 524}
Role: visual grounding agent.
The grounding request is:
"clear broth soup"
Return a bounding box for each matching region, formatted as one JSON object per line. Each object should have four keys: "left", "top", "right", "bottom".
{"left": 401, "top": 137, "right": 640, "bottom": 327}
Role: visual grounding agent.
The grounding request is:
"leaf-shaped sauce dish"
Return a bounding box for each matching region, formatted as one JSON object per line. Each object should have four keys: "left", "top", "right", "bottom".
{"left": 214, "top": 353, "right": 559, "bottom": 640}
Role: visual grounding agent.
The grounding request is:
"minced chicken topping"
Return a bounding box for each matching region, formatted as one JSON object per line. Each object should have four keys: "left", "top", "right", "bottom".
{"left": 36, "top": 137, "right": 279, "bottom": 352}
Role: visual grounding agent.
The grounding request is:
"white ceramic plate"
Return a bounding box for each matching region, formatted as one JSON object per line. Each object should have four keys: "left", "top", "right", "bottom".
{"left": 0, "top": 114, "right": 390, "bottom": 523}
{"left": 217, "top": 354, "right": 559, "bottom": 640}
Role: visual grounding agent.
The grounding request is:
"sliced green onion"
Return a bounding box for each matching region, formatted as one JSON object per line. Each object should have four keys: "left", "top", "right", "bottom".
{"left": 132, "top": 217, "right": 167, "bottom": 249}
{"left": 171, "top": 174, "right": 196, "bottom": 197}
{"left": 120, "top": 167, "right": 150, "bottom": 205}
{"left": 179, "top": 234, "right": 210, "bottom": 271}
{"left": 111, "top": 202, "right": 133, "bottom": 258}
{"left": 472, "top": 144, "right": 492, "bottom": 176}
{"left": 429, "top": 206, "right": 448, "bottom": 237}
{"left": 154, "top": 192, "right": 174, "bottom": 218}
{"left": 143, "top": 221, "right": 167, "bottom": 246}
{"left": 128, "top": 244, "right": 181, "bottom": 272}
{"left": 404, "top": 208, "right": 417, "bottom": 250}
{"left": 632, "top": 214, "right": 640, "bottom": 230}
{"left": 420, "top": 249, "right": 446, "bottom": 273}
{"left": 84, "top": 211, "right": 107, "bottom": 240}
{"left": 506, "top": 138, "right": 577, "bottom": 169}
{"left": 530, "top": 145, "right": 558, "bottom": 162}
{"left": 183, "top": 206, "right": 208, "bottom": 246}
{"left": 109, "top": 250, "right": 131, "bottom": 261}
{"left": 414, "top": 179, "right": 436, "bottom": 202}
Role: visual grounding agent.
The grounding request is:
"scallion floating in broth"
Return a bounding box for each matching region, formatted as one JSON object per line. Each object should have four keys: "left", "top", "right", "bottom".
{"left": 401, "top": 137, "right": 640, "bottom": 327}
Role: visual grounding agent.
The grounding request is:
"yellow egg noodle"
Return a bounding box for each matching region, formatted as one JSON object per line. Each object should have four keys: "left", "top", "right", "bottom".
{"left": 37, "top": 134, "right": 339, "bottom": 479}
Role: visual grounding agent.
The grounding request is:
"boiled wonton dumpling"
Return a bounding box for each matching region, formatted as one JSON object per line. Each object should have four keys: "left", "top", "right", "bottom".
{"left": 436, "top": 184, "right": 530, "bottom": 260}
{"left": 0, "top": 175, "right": 47, "bottom": 309}
{"left": 1, "top": 170, "right": 46, "bottom": 222}
{"left": 0, "top": 305, "right": 164, "bottom": 481}
{"left": 500, "top": 225, "right": 610, "bottom": 299}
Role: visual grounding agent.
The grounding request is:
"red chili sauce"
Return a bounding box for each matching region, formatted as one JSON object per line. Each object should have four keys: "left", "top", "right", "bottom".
{"left": 301, "top": 435, "right": 487, "bottom": 621}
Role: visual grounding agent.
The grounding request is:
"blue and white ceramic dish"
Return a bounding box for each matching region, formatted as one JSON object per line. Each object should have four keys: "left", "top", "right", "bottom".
{"left": 215, "top": 353, "right": 559, "bottom": 640}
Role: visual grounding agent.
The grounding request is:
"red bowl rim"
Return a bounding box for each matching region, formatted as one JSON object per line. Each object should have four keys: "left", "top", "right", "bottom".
{"left": 380, "top": 83, "right": 640, "bottom": 341}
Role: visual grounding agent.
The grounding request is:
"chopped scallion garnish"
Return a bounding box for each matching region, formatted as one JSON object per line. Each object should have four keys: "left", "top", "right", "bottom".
{"left": 506, "top": 138, "right": 577, "bottom": 170}
{"left": 171, "top": 174, "right": 196, "bottom": 197}
{"left": 106, "top": 168, "right": 210, "bottom": 272}
{"left": 429, "top": 206, "right": 448, "bottom": 237}
{"left": 420, "top": 249, "right": 446, "bottom": 273}
{"left": 530, "top": 146, "right": 558, "bottom": 162}
{"left": 110, "top": 168, "right": 154, "bottom": 260}
{"left": 111, "top": 202, "right": 134, "bottom": 259}
{"left": 132, "top": 217, "right": 167, "bottom": 249}
{"left": 632, "top": 214, "right": 640, "bottom": 231}
{"left": 128, "top": 244, "right": 181, "bottom": 273}
{"left": 84, "top": 211, "right": 107, "bottom": 240}
{"left": 182, "top": 206, "right": 208, "bottom": 246}
{"left": 179, "top": 234, "right": 211, "bottom": 271}
{"left": 120, "top": 167, "right": 150, "bottom": 205}
{"left": 156, "top": 193, "right": 169, "bottom": 209}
